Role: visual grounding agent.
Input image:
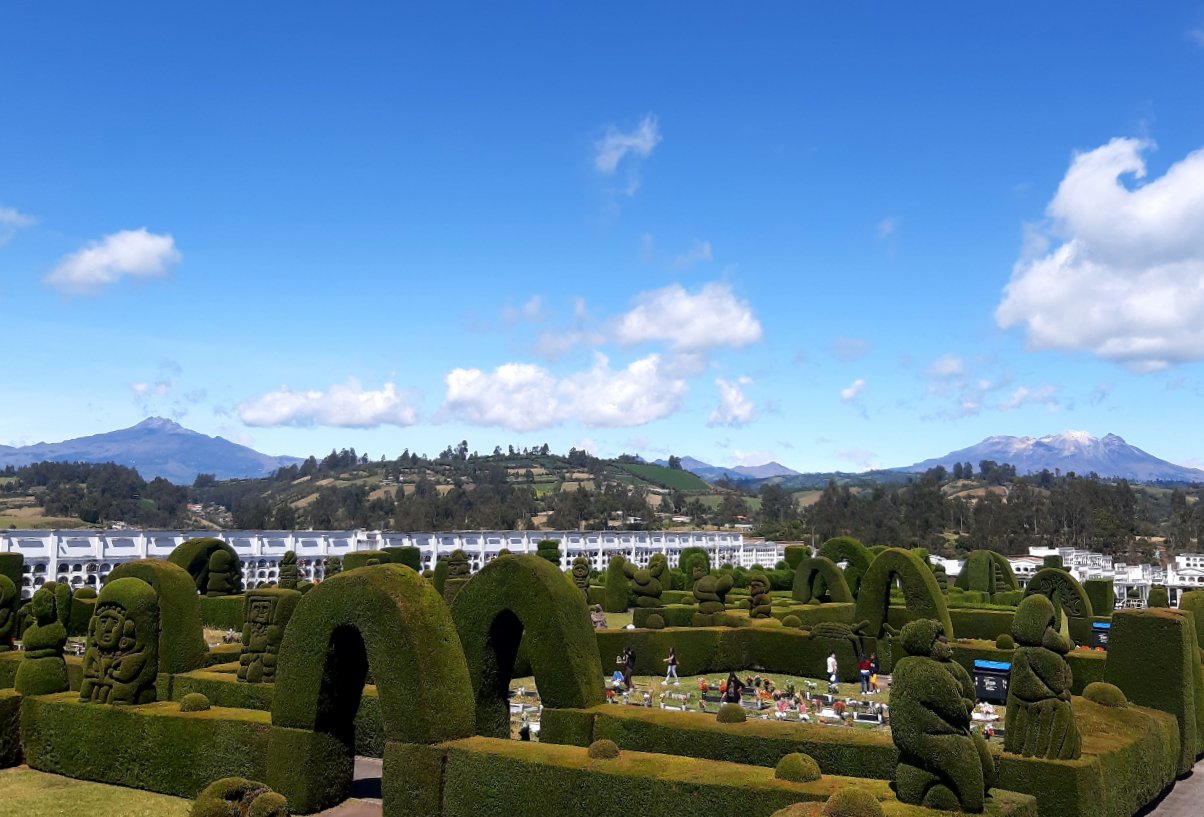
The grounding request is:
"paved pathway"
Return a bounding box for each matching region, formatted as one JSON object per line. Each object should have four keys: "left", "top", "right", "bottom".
{"left": 1143, "top": 758, "right": 1204, "bottom": 817}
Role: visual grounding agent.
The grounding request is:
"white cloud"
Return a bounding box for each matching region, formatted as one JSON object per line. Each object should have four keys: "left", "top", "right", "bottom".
{"left": 0, "top": 206, "right": 35, "bottom": 246}
{"left": 999, "top": 385, "right": 1060, "bottom": 411}
{"left": 501, "top": 295, "right": 546, "bottom": 324}
{"left": 877, "top": 216, "right": 899, "bottom": 240}
{"left": 997, "top": 138, "right": 1204, "bottom": 371}
{"left": 239, "top": 379, "right": 419, "bottom": 428}
{"left": 614, "top": 281, "right": 762, "bottom": 351}
{"left": 442, "top": 353, "right": 687, "bottom": 431}
{"left": 840, "top": 378, "right": 866, "bottom": 402}
{"left": 594, "top": 115, "right": 661, "bottom": 174}
{"left": 708, "top": 377, "right": 755, "bottom": 427}
{"left": 1190, "top": 26, "right": 1204, "bottom": 47}
{"left": 45, "top": 228, "right": 180, "bottom": 294}
{"left": 925, "top": 354, "right": 964, "bottom": 379}
{"left": 672, "top": 240, "right": 713, "bottom": 270}
{"left": 132, "top": 382, "right": 172, "bottom": 398}
{"left": 731, "top": 448, "right": 777, "bottom": 467}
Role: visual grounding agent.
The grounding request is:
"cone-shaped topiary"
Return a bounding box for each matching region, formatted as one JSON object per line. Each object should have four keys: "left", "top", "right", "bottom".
{"left": 587, "top": 739, "right": 620, "bottom": 759}
{"left": 278, "top": 551, "right": 300, "bottom": 590}
{"left": 995, "top": 633, "right": 1015, "bottom": 650}
{"left": 1148, "top": 585, "right": 1169, "bottom": 608}
{"left": 1083, "top": 681, "right": 1127, "bottom": 707}
{"left": 775, "top": 752, "right": 821, "bottom": 782}
{"left": 822, "top": 787, "right": 883, "bottom": 817}
{"left": 191, "top": 777, "right": 288, "bottom": 817}
{"left": 817, "top": 536, "right": 873, "bottom": 597}
{"left": 604, "top": 556, "right": 628, "bottom": 613}
{"left": 717, "top": 703, "right": 747, "bottom": 723}
{"left": 180, "top": 692, "right": 211, "bottom": 712}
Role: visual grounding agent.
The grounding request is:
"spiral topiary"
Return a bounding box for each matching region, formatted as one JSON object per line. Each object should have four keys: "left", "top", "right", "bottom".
{"left": 644, "top": 613, "right": 665, "bottom": 630}
{"left": 995, "top": 633, "right": 1015, "bottom": 650}
{"left": 775, "top": 752, "right": 822, "bottom": 782}
{"left": 822, "top": 787, "right": 884, "bottom": 817}
{"left": 781, "top": 614, "right": 802, "bottom": 629}
{"left": 716, "top": 703, "right": 747, "bottom": 723}
{"left": 180, "top": 692, "right": 212, "bottom": 712}
{"left": 587, "top": 739, "right": 620, "bottom": 759}
{"left": 1083, "top": 681, "right": 1128, "bottom": 707}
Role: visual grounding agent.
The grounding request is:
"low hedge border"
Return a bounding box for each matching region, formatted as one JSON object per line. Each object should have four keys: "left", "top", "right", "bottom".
{"left": 2, "top": 653, "right": 84, "bottom": 692}
{"left": 0, "top": 688, "right": 20, "bottom": 768}
{"left": 198, "top": 595, "right": 245, "bottom": 630}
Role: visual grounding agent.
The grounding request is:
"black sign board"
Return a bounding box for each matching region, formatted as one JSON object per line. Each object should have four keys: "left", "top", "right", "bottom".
{"left": 973, "top": 668, "right": 1009, "bottom": 703}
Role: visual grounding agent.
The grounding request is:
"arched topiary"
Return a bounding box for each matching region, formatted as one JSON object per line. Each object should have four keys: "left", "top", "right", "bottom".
{"left": 603, "top": 556, "right": 628, "bottom": 613}
{"left": 792, "top": 556, "right": 854, "bottom": 604}
{"left": 955, "top": 550, "right": 1019, "bottom": 594}
{"left": 855, "top": 548, "right": 953, "bottom": 640}
{"left": 269, "top": 564, "right": 474, "bottom": 811}
{"left": 168, "top": 538, "right": 242, "bottom": 596}
{"left": 450, "top": 554, "right": 604, "bottom": 737}
{"left": 818, "top": 536, "right": 872, "bottom": 597}
{"left": 1022, "top": 567, "right": 1093, "bottom": 625}
{"left": 1148, "top": 585, "right": 1169, "bottom": 608}
{"left": 106, "top": 559, "right": 207, "bottom": 675}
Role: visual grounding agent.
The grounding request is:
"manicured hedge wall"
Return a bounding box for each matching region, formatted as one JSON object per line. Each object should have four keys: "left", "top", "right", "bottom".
{"left": 1084, "top": 579, "right": 1116, "bottom": 617}
{"left": 343, "top": 550, "right": 391, "bottom": 571}
{"left": 106, "top": 559, "right": 208, "bottom": 676}
{"left": 633, "top": 604, "right": 695, "bottom": 628}
{"left": 198, "top": 595, "right": 244, "bottom": 630}
{"left": 0, "top": 689, "right": 20, "bottom": 768}
{"left": 947, "top": 640, "right": 1106, "bottom": 695}
{"left": 1180, "top": 590, "right": 1204, "bottom": 650}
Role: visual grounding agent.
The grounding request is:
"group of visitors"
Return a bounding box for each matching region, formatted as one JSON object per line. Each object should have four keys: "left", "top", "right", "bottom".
{"left": 827, "top": 651, "right": 881, "bottom": 694}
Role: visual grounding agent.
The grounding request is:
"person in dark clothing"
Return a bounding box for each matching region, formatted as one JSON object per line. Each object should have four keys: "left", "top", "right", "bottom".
{"left": 858, "top": 654, "right": 872, "bottom": 694}
{"left": 722, "top": 671, "right": 744, "bottom": 703}
{"left": 623, "top": 646, "right": 636, "bottom": 690}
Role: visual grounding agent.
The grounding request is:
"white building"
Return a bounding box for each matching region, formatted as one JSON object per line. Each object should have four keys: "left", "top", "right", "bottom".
{"left": 0, "top": 529, "right": 771, "bottom": 598}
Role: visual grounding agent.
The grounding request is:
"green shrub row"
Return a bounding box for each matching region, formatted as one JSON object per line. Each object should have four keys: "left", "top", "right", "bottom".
{"left": 0, "top": 689, "right": 20, "bottom": 768}
{"left": 198, "top": 595, "right": 245, "bottom": 630}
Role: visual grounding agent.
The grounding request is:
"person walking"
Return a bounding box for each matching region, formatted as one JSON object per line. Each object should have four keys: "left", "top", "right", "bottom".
{"left": 869, "top": 652, "right": 880, "bottom": 693}
{"left": 623, "top": 646, "right": 636, "bottom": 690}
{"left": 663, "top": 646, "right": 679, "bottom": 684}
{"left": 722, "top": 671, "right": 744, "bottom": 703}
{"left": 826, "top": 651, "right": 839, "bottom": 685}
{"left": 858, "top": 654, "right": 872, "bottom": 694}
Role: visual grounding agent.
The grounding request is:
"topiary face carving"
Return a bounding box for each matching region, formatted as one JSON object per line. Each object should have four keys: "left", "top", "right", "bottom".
{"left": 249, "top": 597, "right": 274, "bottom": 625}
{"left": 94, "top": 606, "right": 127, "bottom": 650}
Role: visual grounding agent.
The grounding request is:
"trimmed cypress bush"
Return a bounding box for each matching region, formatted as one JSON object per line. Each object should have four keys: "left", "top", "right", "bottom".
{"left": 1043, "top": 554, "right": 1064, "bottom": 570}
{"left": 678, "top": 547, "right": 709, "bottom": 579}
{"left": 343, "top": 550, "right": 390, "bottom": 571}
{"left": 191, "top": 777, "right": 288, "bottom": 817}
{"left": 783, "top": 545, "right": 809, "bottom": 570}
{"left": 1181, "top": 589, "right": 1204, "bottom": 650}
{"left": 645, "top": 613, "right": 665, "bottom": 630}
{"left": 180, "top": 692, "right": 212, "bottom": 712}
{"left": 432, "top": 557, "right": 450, "bottom": 596}
{"left": 955, "top": 550, "right": 1019, "bottom": 594}
{"left": 382, "top": 546, "right": 422, "bottom": 571}
{"left": 716, "top": 703, "right": 746, "bottom": 723}
{"left": 775, "top": 752, "right": 821, "bottom": 782}
{"left": 1083, "top": 682, "right": 1127, "bottom": 707}
{"left": 168, "top": 538, "right": 242, "bottom": 595}
{"left": 322, "top": 555, "right": 342, "bottom": 578}
{"left": 854, "top": 548, "right": 953, "bottom": 641}
{"left": 822, "top": 787, "right": 883, "bottom": 817}
{"left": 1084, "top": 578, "right": 1116, "bottom": 616}
{"left": 603, "top": 556, "right": 628, "bottom": 613}
{"left": 105, "top": 559, "right": 208, "bottom": 676}
{"left": 587, "top": 739, "right": 620, "bottom": 759}
{"left": 781, "top": 615, "right": 802, "bottom": 629}
{"left": 1147, "top": 585, "right": 1169, "bottom": 608}
{"left": 535, "top": 539, "right": 562, "bottom": 565}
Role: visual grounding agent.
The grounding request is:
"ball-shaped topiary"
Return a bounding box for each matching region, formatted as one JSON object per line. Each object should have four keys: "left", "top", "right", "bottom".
{"left": 644, "top": 613, "right": 665, "bottom": 630}
{"left": 587, "top": 739, "right": 620, "bottom": 759}
{"left": 716, "top": 703, "right": 747, "bottom": 723}
{"left": 180, "top": 692, "right": 212, "bottom": 712}
{"left": 775, "top": 752, "right": 822, "bottom": 783}
{"left": 191, "top": 777, "right": 288, "bottom": 817}
{"left": 822, "top": 787, "right": 884, "bottom": 817}
{"left": 1083, "top": 681, "right": 1128, "bottom": 707}
{"left": 995, "top": 633, "right": 1015, "bottom": 650}
{"left": 782, "top": 614, "right": 802, "bottom": 628}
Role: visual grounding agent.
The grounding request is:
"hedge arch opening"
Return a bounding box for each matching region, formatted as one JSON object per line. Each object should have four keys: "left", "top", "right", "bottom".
{"left": 1023, "top": 567, "right": 1093, "bottom": 625}
{"left": 955, "top": 549, "right": 1019, "bottom": 594}
{"left": 854, "top": 547, "right": 953, "bottom": 641}
{"left": 792, "top": 555, "right": 854, "bottom": 604}
{"left": 166, "top": 537, "right": 243, "bottom": 596}
{"left": 817, "top": 536, "right": 872, "bottom": 597}
{"left": 450, "top": 554, "right": 604, "bottom": 737}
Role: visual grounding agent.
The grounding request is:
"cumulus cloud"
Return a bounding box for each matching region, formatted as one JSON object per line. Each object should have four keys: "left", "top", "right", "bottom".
{"left": 840, "top": 379, "right": 866, "bottom": 403}
{"left": 442, "top": 353, "right": 688, "bottom": 431}
{"left": 708, "top": 377, "right": 755, "bottom": 427}
{"left": 45, "top": 228, "right": 180, "bottom": 294}
{"left": 672, "top": 240, "right": 713, "bottom": 270}
{"left": 594, "top": 115, "right": 661, "bottom": 174}
{"left": 614, "top": 282, "right": 762, "bottom": 351}
{"left": 731, "top": 449, "right": 778, "bottom": 467}
{"left": 925, "top": 354, "right": 964, "bottom": 379}
{"left": 999, "top": 385, "right": 1060, "bottom": 411}
{"left": 997, "top": 138, "right": 1204, "bottom": 371}
{"left": 0, "top": 206, "right": 35, "bottom": 245}
{"left": 239, "top": 379, "right": 419, "bottom": 428}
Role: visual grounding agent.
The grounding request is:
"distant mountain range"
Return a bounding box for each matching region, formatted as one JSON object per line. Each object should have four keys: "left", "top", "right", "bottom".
{"left": 897, "top": 431, "right": 1204, "bottom": 483}
{"left": 653, "top": 456, "right": 802, "bottom": 482}
{"left": 0, "top": 418, "right": 302, "bottom": 484}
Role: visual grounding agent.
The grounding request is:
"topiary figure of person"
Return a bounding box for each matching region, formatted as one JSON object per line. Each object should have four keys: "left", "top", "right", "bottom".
{"left": 747, "top": 572, "right": 773, "bottom": 618}
{"left": 890, "top": 618, "right": 989, "bottom": 813}
{"left": 80, "top": 577, "right": 160, "bottom": 705}
{"left": 623, "top": 553, "right": 668, "bottom": 608}
{"left": 570, "top": 556, "right": 591, "bottom": 598}
{"left": 442, "top": 549, "right": 471, "bottom": 605}
{"left": 692, "top": 564, "right": 734, "bottom": 614}
{"left": 1004, "top": 594, "right": 1081, "bottom": 759}
{"left": 0, "top": 575, "right": 17, "bottom": 652}
{"left": 15, "top": 580, "right": 71, "bottom": 695}
{"left": 323, "top": 555, "right": 342, "bottom": 579}
{"left": 206, "top": 549, "right": 238, "bottom": 597}
{"left": 277, "top": 551, "right": 300, "bottom": 590}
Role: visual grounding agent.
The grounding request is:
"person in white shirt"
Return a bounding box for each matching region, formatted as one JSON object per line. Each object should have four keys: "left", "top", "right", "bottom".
{"left": 826, "top": 652, "right": 839, "bottom": 684}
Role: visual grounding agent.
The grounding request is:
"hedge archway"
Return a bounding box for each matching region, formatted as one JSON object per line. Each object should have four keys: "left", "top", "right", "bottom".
{"left": 451, "top": 554, "right": 604, "bottom": 736}
{"left": 817, "top": 536, "right": 872, "bottom": 597}
{"left": 1023, "top": 567, "right": 1093, "bottom": 624}
{"left": 166, "top": 537, "right": 242, "bottom": 595}
{"left": 854, "top": 547, "right": 953, "bottom": 639}
{"left": 105, "top": 559, "right": 207, "bottom": 675}
{"left": 792, "top": 556, "right": 854, "bottom": 604}
{"left": 955, "top": 549, "right": 1019, "bottom": 594}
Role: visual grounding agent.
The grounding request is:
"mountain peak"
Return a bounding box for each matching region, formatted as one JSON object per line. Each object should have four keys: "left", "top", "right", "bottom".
{"left": 133, "top": 416, "right": 185, "bottom": 432}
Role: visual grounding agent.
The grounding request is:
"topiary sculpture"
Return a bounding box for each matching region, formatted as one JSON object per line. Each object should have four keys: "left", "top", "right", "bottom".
{"left": 191, "top": 777, "right": 289, "bottom": 817}
{"left": 644, "top": 613, "right": 665, "bottom": 630}
{"left": 623, "top": 553, "right": 668, "bottom": 608}
{"left": 80, "top": 576, "right": 160, "bottom": 705}
{"left": 167, "top": 538, "right": 242, "bottom": 596}
{"left": 432, "top": 556, "right": 450, "bottom": 596}
{"left": 587, "top": 739, "right": 620, "bottom": 759}
{"left": 238, "top": 588, "right": 302, "bottom": 684}
{"left": 1083, "top": 681, "right": 1127, "bottom": 707}
{"left": 1004, "top": 594, "right": 1081, "bottom": 759}
{"left": 535, "top": 539, "right": 562, "bottom": 565}
{"left": 1148, "top": 585, "right": 1169, "bottom": 608}
{"left": 716, "top": 703, "right": 747, "bottom": 723}
{"left": 206, "top": 549, "right": 238, "bottom": 597}
{"left": 322, "top": 555, "right": 342, "bottom": 579}
{"left": 442, "top": 549, "right": 472, "bottom": 605}
{"left": 0, "top": 575, "right": 19, "bottom": 652}
{"left": 748, "top": 572, "right": 772, "bottom": 618}
{"left": 692, "top": 565, "right": 734, "bottom": 614}
{"left": 822, "top": 787, "right": 884, "bottom": 817}
{"left": 995, "top": 633, "right": 1015, "bottom": 650}
{"left": 890, "top": 618, "right": 990, "bottom": 813}
{"left": 782, "top": 614, "right": 802, "bottom": 629}
{"left": 811, "top": 620, "right": 870, "bottom": 659}
{"left": 1182, "top": 589, "right": 1204, "bottom": 650}
{"left": 277, "top": 551, "right": 300, "bottom": 590}
{"left": 180, "top": 692, "right": 212, "bottom": 712}
{"left": 775, "top": 752, "right": 821, "bottom": 783}
{"left": 14, "top": 580, "right": 71, "bottom": 695}
{"left": 570, "top": 556, "right": 591, "bottom": 599}
{"left": 603, "top": 556, "right": 628, "bottom": 613}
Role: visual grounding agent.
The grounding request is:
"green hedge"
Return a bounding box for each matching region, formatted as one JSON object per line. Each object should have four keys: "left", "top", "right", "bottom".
{"left": 855, "top": 548, "right": 952, "bottom": 640}
{"left": 0, "top": 553, "right": 21, "bottom": 586}
{"left": 955, "top": 550, "right": 1019, "bottom": 594}
{"left": 1180, "top": 590, "right": 1204, "bottom": 650}
{"left": 166, "top": 538, "right": 242, "bottom": 596}
{"left": 783, "top": 545, "right": 809, "bottom": 570}
{"left": 382, "top": 546, "right": 423, "bottom": 571}
{"left": 1083, "top": 580, "right": 1115, "bottom": 617}
{"left": 20, "top": 694, "right": 273, "bottom": 799}
{"left": 68, "top": 593, "right": 96, "bottom": 637}
{"left": 450, "top": 554, "right": 604, "bottom": 737}
{"left": 792, "top": 556, "right": 853, "bottom": 604}
{"left": 817, "top": 537, "right": 872, "bottom": 596}
{"left": 1023, "top": 568, "right": 1094, "bottom": 623}
{"left": 0, "top": 689, "right": 20, "bottom": 768}
{"left": 198, "top": 595, "right": 244, "bottom": 630}
{"left": 947, "top": 640, "right": 1106, "bottom": 696}
{"left": 106, "top": 559, "right": 208, "bottom": 676}
{"left": 343, "top": 550, "right": 390, "bottom": 571}
{"left": 633, "top": 604, "right": 695, "bottom": 628}
{"left": 604, "top": 556, "right": 628, "bottom": 613}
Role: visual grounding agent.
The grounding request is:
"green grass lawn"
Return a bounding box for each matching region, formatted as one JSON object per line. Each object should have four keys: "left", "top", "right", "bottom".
{"left": 617, "top": 463, "right": 710, "bottom": 492}
{"left": 0, "top": 768, "right": 191, "bottom": 817}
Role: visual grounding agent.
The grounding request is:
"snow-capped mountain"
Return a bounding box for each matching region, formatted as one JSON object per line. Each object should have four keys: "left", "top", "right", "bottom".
{"left": 897, "top": 431, "right": 1204, "bottom": 482}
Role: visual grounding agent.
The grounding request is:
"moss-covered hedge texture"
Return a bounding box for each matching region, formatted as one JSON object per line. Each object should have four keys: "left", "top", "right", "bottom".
{"left": 167, "top": 538, "right": 242, "bottom": 595}
{"left": 0, "top": 688, "right": 20, "bottom": 768}
{"left": 450, "top": 554, "right": 603, "bottom": 737}
{"left": 20, "top": 694, "right": 274, "bottom": 799}
{"left": 817, "top": 537, "right": 872, "bottom": 597}
{"left": 1104, "top": 607, "right": 1200, "bottom": 773}
{"left": 792, "top": 556, "right": 854, "bottom": 604}
{"left": 105, "top": 559, "right": 208, "bottom": 675}
{"left": 191, "top": 777, "right": 287, "bottom": 817}
{"left": 1180, "top": 590, "right": 1204, "bottom": 650}
{"left": 269, "top": 561, "right": 474, "bottom": 803}
{"left": 954, "top": 550, "right": 1019, "bottom": 594}
{"left": 855, "top": 548, "right": 952, "bottom": 640}
{"left": 1022, "top": 568, "right": 1093, "bottom": 623}
{"left": 198, "top": 594, "right": 245, "bottom": 630}
{"left": 0, "top": 553, "right": 22, "bottom": 586}
{"left": 343, "top": 550, "right": 391, "bottom": 571}
{"left": 1083, "top": 580, "right": 1115, "bottom": 617}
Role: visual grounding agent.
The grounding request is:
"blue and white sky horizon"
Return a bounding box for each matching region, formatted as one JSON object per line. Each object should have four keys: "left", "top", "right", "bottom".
{"left": 4, "top": 4, "right": 1204, "bottom": 472}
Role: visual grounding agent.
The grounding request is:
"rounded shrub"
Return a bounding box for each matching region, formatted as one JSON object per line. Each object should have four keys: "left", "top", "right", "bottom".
{"left": 775, "top": 752, "right": 821, "bottom": 783}
{"left": 180, "top": 692, "right": 212, "bottom": 712}
{"left": 822, "top": 787, "right": 883, "bottom": 817}
{"left": 716, "top": 703, "right": 747, "bottom": 724}
{"left": 1083, "top": 681, "right": 1128, "bottom": 707}
{"left": 587, "top": 739, "right": 620, "bottom": 759}
{"left": 781, "top": 614, "right": 802, "bottom": 629}
{"left": 1148, "top": 585, "right": 1169, "bottom": 608}
{"left": 644, "top": 613, "right": 665, "bottom": 630}
{"left": 191, "top": 777, "right": 288, "bottom": 817}
{"left": 995, "top": 633, "right": 1015, "bottom": 650}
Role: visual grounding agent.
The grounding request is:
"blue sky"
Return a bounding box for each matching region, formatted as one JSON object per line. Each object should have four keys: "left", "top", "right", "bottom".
{"left": 4, "top": 3, "right": 1204, "bottom": 472}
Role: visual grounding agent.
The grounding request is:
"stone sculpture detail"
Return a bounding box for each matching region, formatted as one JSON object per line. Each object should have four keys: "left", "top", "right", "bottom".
{"left": 80, "top": 577, "right": 160, "bottom": 705}
{"left": 238, "top": 588, "right": 302, "bottom": 684}
{"left": 1004, "top": 594, "right": 1081, "bottom": 759}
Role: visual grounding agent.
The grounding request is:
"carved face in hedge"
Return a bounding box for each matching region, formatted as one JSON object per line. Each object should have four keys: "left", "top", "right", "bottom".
{"left": 571, "top": 558, "right": 590, "bottom": 587}
{"left": 94, "top": 605, "right": 128, "bottom": 651}
{"left": 31, "top": 585, "right": 58, "bottom": 626}
{"left": 248, "top": 597, "right": 275, "bottom": 625}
